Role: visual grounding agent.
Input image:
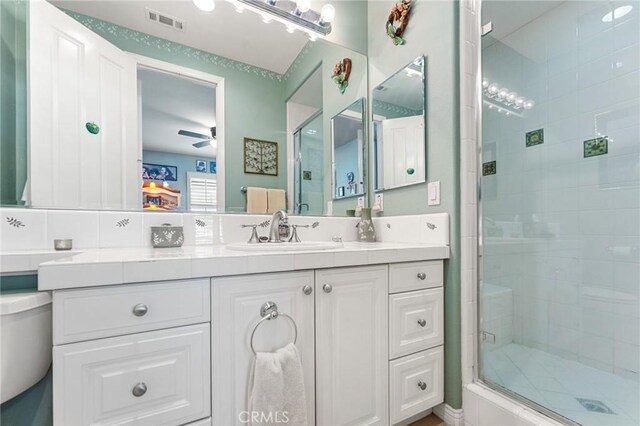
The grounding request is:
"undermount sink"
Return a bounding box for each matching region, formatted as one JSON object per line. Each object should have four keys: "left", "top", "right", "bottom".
{"left": 226, "top": 241, "right": 343, "bottom": 252}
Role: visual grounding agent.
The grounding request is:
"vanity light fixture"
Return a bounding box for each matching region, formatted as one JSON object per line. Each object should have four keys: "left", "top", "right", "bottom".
{"left": 193, "top": 0, "right": 215, "bottom": 12}
{"left": 482, "top": 79, "right": 535, "bottom": 112}
{"left": 229, "top": 0, "right": 334, "bottom": 35}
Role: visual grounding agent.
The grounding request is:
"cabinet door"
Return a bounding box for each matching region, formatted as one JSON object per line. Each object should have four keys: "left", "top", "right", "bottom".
{"left": 211, "top": 271, "right": 315, "bottom": 426}
{"left": 29, "top": 0, "right": 139, "bottom": 209}
{"left": 315, "top": 265, "right": 389, "bottom": 426}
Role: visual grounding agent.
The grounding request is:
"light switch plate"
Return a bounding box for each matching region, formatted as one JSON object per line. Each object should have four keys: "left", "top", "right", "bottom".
{"left": 373, "top": 193, "right": 384, "bottom": 212}
{"left": 357, "top": 196, "right": 365, "bottom": 209}
{"left": 427, "top": 181, "right": 441, "bottom": 206}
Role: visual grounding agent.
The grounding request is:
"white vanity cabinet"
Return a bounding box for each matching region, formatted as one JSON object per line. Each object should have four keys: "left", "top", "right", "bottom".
{"left": 388, "top": 261, "right": 445, "bottom": 424}
{"left": 51, "top": 279, "right": 211, "bottom": 426}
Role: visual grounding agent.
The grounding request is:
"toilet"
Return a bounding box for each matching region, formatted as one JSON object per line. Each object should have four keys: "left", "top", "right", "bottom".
{"left": 0, "top": 290, "right": 52, "bottom": 404}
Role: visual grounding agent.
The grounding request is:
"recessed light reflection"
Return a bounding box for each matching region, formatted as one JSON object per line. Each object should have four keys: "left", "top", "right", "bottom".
{"left": 602, "top": 5, "right": 633, "bottom": 22}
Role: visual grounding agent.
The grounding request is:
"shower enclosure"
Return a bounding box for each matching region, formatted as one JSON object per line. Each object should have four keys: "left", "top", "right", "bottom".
{"left": 478, "top": 1, "right": 640, "bottom": 425}
{"left": 293, "top": 112, "right": 324, "bottom": 215}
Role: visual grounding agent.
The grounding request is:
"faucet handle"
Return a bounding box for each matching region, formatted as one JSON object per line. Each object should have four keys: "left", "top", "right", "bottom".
{"left": 241, "top": 224, "right": 261, "bottom": 243}
{"left": 288, "top": 225, "right": 301, "bottom": 243}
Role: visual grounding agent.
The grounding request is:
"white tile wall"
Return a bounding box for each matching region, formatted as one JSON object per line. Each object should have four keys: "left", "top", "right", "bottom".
{"left": 0, "top": 208, "right": 449, "bottom": 252}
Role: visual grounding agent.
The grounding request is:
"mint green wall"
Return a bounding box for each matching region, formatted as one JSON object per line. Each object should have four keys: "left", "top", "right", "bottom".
{"left": 368, "top": 0, "right": 462, "bottom": 409}
{"left": 285, "top": 38, "right": 368, "bottom": 216}
{"left": 64, "top": 11, "right": 287, "bottom": 212}
{"left": 0, "top": 0, "right": 27, "bottom": 206}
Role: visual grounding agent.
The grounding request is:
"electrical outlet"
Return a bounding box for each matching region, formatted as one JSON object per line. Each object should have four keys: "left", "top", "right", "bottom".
{"left": 357, "top": 196, "right": 365, "bottom": 209}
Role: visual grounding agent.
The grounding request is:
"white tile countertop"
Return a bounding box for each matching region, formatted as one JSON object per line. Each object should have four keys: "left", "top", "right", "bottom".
{"left": 32, "top": 242, "right": 450, "bottom": 290}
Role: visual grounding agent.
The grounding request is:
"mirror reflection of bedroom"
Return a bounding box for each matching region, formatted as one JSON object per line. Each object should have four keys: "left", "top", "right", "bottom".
{"left": 139, "top": 67, "right": 217, "bottom": 211}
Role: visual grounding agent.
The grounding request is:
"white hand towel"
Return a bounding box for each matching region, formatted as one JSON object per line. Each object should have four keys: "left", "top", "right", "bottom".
{"left": 247, "top": 187, "right": 268, "bottom": 213}
{"left": 248, "top": 343, "right": 308, "bottom": 426}
{"left": 267, "top": 189, "right": 286, "bottom": 213}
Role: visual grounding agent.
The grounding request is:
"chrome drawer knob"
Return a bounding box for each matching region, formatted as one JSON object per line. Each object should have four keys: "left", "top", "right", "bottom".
{"left": 132, "top": 303, "right": 148, "bottom": 317}
{"left": 132, "top": 382, "right": 147, "bottom": 397}
{"left": 417, "top": 319, "right": 427, "bottom": 327}
{"left": 417, "top": 272, "right": 426, "bottom": 280}
{"left": 303, "top": 285, "right": 313, "bottom": 295}
{"left": 418, "top": 380, "right": 427, "bottom": 391}
{"left": 323, "top": 284, "right": 332, "bottom": 293}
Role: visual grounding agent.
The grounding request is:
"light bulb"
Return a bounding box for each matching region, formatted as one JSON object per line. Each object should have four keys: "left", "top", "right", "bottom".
{"left": 497, "top": 88, "right": 508, "bottom": 99}
{"left": 193, "top": 0, "right": 215, "bottom": 12}
{"left": 295, "top": 0, "right": 311, "bottom": 14}
{"left": 320, "top": 4, "right": 335, "bottom": 25}
{"left": 487, "top": 83, "right": 499, "bottom": 95}
{"left": 507, "top": 92, "right": 517, "bottom": 103}
{"left": 482, "top": 80, "right": 489, "bottom": 89}
{"left": 515, "top": 96, "right": 525, "bottom": 107}
{"left": 524, "top": 100, "right": 534, "bottom": 109}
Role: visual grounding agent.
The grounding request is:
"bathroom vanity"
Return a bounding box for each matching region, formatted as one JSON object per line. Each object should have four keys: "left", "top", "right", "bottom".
{"left": 39, "top": 242, "right": 447, "bottom": 426}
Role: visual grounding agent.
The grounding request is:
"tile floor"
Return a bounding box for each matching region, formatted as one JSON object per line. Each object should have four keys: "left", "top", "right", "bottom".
{"left": 484, "top": 343, "right": 640, "bottom": 425}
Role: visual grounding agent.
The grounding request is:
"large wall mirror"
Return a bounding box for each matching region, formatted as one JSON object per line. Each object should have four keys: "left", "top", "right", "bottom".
{"left": 372, "top": 56, "right": 426, "bottom": 192}
{"left": 331, "top": 98, "right": 365, "bottom": 201}
{"left": 1, "top": 0, "right": 368, "bottom": 216}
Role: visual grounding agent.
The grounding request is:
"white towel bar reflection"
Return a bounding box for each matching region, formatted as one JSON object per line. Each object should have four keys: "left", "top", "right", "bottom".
{"left": 250, "top": 301, "right": 298, "bottom": 355}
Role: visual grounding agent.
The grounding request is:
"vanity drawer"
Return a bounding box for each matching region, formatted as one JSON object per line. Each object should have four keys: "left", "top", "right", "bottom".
{"left": 389, "top": 261, "right": 443, "bottom": 294}
{"left": 53, "top": 324, "right": 210, "bottom": 426}
{"left": 389, "top": 288, "right": 443, "bottom": 359}
{"left": 389, "top": 346, "right": 444, "bottom": 425}
{"left": 53, "top": 279, "right": 210, "bottom": 344}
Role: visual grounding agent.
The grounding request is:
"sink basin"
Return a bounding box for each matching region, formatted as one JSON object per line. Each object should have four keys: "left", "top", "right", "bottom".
{"left": 226, "top": 241, "right": 343, "bottom": 252}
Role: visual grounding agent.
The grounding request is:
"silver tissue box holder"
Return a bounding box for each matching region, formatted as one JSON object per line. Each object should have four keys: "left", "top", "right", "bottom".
{"left": 151, "top": 223, "right": 184, "bottom": 248}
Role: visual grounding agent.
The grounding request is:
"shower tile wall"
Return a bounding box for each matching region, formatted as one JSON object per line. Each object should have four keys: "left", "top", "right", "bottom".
{"left": 481, "top": 1, "right": 639, "bottom": 381}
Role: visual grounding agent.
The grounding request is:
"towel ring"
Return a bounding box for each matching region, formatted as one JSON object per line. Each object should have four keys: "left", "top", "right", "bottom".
{"left": 250, "top": 301, "right": 298, "bottom": 355}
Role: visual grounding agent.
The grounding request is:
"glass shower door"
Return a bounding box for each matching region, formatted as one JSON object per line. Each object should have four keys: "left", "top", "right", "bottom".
{"left": 479, "top": 1, "right": 640, "bottom": 425}
{"left": 293, "top": 113, "right": 324, "bottom": 215}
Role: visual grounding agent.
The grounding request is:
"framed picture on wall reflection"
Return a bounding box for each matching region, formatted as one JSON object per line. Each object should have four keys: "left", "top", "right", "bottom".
{"left": 244, "top": 138, "right": 278, "bottom": 176}
{"left": 210, "top": 161, "right": 217, "bottom": 174}
{"left": 196, "top": 160, "right": 207, "bottom": 173}
{"left": 142, "top": 163, "right": 177, "bottom": 181}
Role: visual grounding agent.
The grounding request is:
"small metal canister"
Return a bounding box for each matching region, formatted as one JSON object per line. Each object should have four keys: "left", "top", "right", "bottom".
{"left": 151, "top": 223, "right": 184, "bottom": 248}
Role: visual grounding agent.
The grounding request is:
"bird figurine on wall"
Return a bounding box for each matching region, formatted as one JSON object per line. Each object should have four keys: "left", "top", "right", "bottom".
{"left": 386, "top": 0, "right": 412, "bottom": 45}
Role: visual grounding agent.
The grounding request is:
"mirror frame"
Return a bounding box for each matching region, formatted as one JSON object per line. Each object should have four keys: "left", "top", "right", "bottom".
{"left": 372, "top": 55, "right": 427, "bottom": 194}
{"left": 330, "top": 97, "right": 367, "bottom": 201}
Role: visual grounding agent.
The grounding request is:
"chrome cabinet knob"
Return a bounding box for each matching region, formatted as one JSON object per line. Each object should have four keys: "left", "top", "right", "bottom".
{"left": 417, "top": 272, "right": 426, "bottom": 280}
{"left": 132, "top": 303, "right": 148, "bottom": 317}
{"left": 323, "top": 284, "right": 332, "bottom": 293}
{"left": 418, "top": 380, "right": 427, "bottom": 391}
{"left": 302, "top": 285, "right": 313, "bottom": 295}
{"left": 417, "top": 319, "right": 427, "bottom": 327}
{"left": 132, "top": 382, "right": 147, "bottom": 397}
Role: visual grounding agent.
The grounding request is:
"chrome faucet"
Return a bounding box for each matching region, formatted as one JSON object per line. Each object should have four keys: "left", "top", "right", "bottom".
{"left": 268, "top": 210, "right": 289, "bottom": 243}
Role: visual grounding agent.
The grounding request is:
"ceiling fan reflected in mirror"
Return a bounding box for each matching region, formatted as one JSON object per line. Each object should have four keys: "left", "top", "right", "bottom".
{"left": 178, "top": 127, "right": 216, "bottom": 148}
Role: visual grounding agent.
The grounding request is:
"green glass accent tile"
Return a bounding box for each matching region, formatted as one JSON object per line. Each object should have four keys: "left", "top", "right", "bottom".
{"left": 584, "top": 137, "right": 608, "bottom": 158}
{"left": 482, "top": 161, "right": 497, "bottom": 176}
{"left": 526, "top": 128, "right": 544, "bottom": 147}
{"left": 303, "top": 170, "right": 312, "bottom": 180}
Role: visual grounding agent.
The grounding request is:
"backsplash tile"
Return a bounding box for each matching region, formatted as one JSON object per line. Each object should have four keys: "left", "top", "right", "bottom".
{"left": 47, "top": 210, "right": 98, "bottom": 249}
{"left": 98, "top": 211, "right": 143, "bottom": 248}
{"left": 142, "top": 213, "right": 184, "bottom": 247}
{"left": 0, "top": 208, "right": 47, "bottom": 251}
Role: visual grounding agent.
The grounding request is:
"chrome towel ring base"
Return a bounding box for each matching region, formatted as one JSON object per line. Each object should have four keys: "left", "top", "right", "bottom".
{"left": 250, "top": 301, "right": 298, "bottom": 355}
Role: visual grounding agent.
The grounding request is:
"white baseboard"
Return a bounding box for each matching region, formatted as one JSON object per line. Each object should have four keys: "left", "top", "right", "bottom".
{"left": 434, "top": 403, "right": 464, "bottom": 426}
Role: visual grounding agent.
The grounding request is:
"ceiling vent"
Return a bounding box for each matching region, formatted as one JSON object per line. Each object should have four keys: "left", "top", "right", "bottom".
{"left": 146, "top": 8, "right": 184, "bottom": 31}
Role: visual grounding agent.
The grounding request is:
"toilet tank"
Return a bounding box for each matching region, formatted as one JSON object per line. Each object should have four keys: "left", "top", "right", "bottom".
{"left": 0, "top": 291, "right": 52, "bottom": 404}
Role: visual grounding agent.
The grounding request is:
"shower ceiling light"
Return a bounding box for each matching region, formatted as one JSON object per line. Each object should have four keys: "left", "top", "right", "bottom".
{"left": 602, "top": 5, "right": 633, "bottom": 22}
{"left": 230, "top": 0, "right": 334, "bottom": 35}
{"left": 482, "top": 80, "right": 534, "bottom": 114}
